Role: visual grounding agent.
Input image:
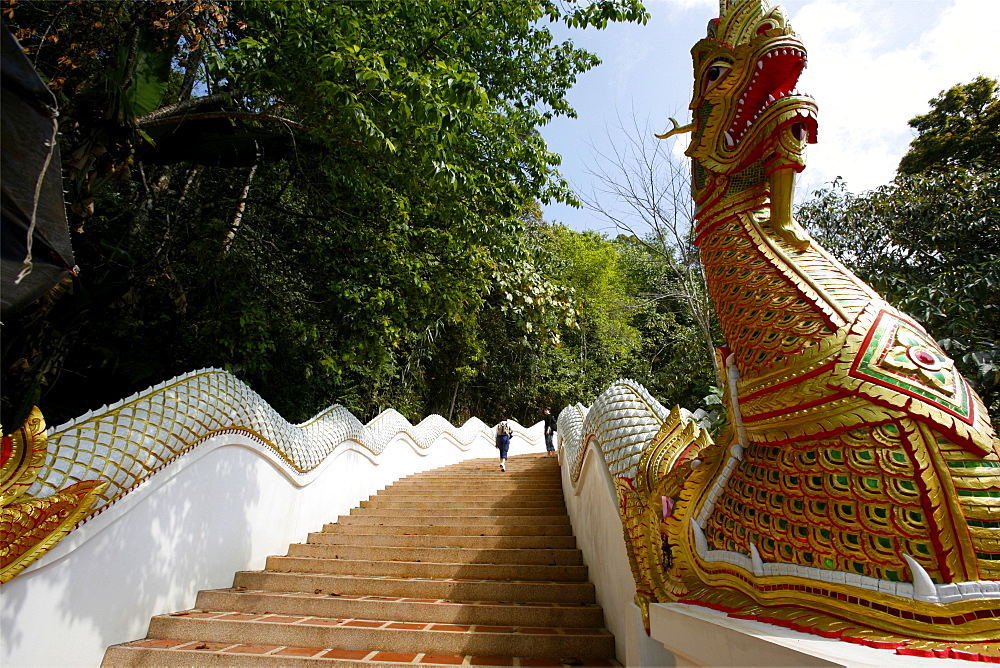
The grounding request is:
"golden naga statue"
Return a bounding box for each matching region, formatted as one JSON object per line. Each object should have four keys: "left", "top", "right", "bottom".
{"left": 624, "top": 0, "right": 1000, "bottom": 656}
{"left": 1, "top": 408, "right": 107, "bottom": 583}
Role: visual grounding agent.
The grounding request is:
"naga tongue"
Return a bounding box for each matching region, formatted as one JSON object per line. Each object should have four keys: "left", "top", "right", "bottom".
{"left": 768, "top": 168, "right": 810, "bottom": 250}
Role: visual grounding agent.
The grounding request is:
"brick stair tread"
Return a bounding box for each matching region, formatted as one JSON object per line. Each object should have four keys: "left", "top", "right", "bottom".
{"left": 232, "top": 572, "right": 596, "bottom": 604}
{"left": 320, "top": 524, "right": 573, "bottom": 537}
{"left": 341, "top": 509, "right": 569, "bottom": 516}
{"left": 237, "top": 571, "right": 595, "bottom": 588}
{"left": 196, "top": 589, "right": 604, "bottom": 627}
{"left": 383, "top": 490, "right": 564, "bottom": 496}
{"left": 395, "top": 483, "right": 562, "bottom": 488}
{"left": 150, "top": 609, "right": 613, "bottom": 637}
{"left": 375, "top": 487, "right": 563, "bottom": 494}
{"left": 263, "top": 556, "right": 588, "bottom": 582}
{"left": 142, "top": 611, "right": 615, "bottom": 659}
{"left": 360, "top": 501, "right": 565, "bottom": 508}
{"left": 391, "top": 478, "right": 561, "bottom": 482}
{"left": 381, "top": 482, "right": 560, "bottom": 487}
{"left": 350, "top": 502, "right": 566, "bottom": 517}
{"left": 387, "top": 479, "right": 562, "bottom": 485}
{"left": 288, "top": 543, "right": 583, "bottom": 565}
{"left": 334, "top": 513, "right": 570, "bottom": 522}
{"left": 107, "top": 640, "right": 619, "bottom": 666}
{"left": 378, "top": 485, "right": 562, "bottom": 491}
{"left": 333, "top": 515, "right": 571, "bottom": 526}
{"left": 395, "top": 469, "right": 558, "bottom": 474}
{"left": 371, "top": 495, "right": 566, "bottom": 503}
{"left": 307, "top": 533, "right": 577, "bottom": 549}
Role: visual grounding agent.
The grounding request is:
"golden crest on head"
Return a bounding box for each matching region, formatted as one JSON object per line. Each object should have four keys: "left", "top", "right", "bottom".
{"left": 714, "top": 0, "right": 791, "bottom": 46}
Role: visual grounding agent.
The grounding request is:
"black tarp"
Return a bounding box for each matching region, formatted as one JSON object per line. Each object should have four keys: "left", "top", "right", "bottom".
{"left": 1, "top": 22, "right": 75, "bottom": 317}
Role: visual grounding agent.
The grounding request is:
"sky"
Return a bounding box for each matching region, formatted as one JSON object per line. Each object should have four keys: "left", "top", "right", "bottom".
{"left": 540, "top": 0, "right": 1000, "bottom": 234}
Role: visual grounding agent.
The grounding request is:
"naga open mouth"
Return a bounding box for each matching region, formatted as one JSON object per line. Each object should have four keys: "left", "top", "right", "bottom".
{"left": 723, "top": 45, "right": 818, "bottom": 150}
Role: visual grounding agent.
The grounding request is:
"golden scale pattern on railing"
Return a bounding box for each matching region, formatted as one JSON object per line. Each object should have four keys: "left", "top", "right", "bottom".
{"left": 2, "top": 368, "right": 498, "bottom": 584}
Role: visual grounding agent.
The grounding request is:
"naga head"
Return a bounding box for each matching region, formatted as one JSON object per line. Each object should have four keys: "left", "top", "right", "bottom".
{"left": 662, "top": 0, "right": 818, "bottom": 244}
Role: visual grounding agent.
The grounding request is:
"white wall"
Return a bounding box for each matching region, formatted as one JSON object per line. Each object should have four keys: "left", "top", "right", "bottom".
{"left": 558, "top": 437, "right": 679, "bottom": 667}
{"left": 1, "top": 427, "right": 544, "bottom": 667}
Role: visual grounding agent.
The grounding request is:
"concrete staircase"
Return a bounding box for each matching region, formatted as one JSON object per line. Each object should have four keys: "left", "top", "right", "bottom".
{"left": 104, "top": 453, "right": 618, "bottom": 666}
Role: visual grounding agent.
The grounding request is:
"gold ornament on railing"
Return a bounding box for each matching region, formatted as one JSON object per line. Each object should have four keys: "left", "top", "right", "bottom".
{"left": 1, "top": 407, "right": 107, "bottom": 583}
{"left": 1, "top": 369, "right": 498, "bottom": 585}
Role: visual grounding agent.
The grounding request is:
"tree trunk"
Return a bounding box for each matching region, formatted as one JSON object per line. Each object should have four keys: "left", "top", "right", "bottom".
{"left": 447, "top": 378, "right": 460, "bottom": 423}
{"left": 224, "top": 164, "right": 257, "bottom": 253}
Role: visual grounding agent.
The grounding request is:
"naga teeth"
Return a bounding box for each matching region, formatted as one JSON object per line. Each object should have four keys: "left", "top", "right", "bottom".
{"left": 750, "top": 543, "right": 765, "bottom": 577}
{"left": 768, "top": 94, "right": 775, "bottom": 102}
{"left": 724, "top": 131, "right": 735, "bottom": 147}
{"left": 757, "top": 60, "right": 764, "bottom": 69}
{"left": 903, "top": 555, "right": 936, "bottom": 598}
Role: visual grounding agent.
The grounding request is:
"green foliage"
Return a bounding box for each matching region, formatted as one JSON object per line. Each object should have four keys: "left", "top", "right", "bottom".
{"left": 2, "top": 0, "right": 650, "bottom": 428}
{"left": 898, "top": 76, "right": 1000, "bottom": 174}
{"left": 614, "top": 236, "right": 719, "bottom": 409}
{"left": 105, "top": 33, "right": 172, "bottom": 121}
{"left": 456, "top": 224, "right": 715, "bottom": 424}
{"left": 798, "top": 169, "right": 1000, "bottom": 417}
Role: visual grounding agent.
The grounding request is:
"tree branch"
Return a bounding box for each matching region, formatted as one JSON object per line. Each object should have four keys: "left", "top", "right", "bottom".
{"left": 138, "top": 92, "right": 230, "bottom": 124}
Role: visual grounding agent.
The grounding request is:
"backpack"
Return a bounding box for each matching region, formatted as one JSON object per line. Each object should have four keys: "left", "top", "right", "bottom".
{"left": 495, "top": 421, "right": 511, "bottom": 447}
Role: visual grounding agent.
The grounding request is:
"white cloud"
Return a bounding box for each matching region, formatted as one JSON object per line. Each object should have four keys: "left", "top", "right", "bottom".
{"left": 648, "top": 0, "right": 717, "bottom": 10}
{"left": 789, "top": 0, "right": 1000, "bottom": 197}
{"left": 543, "top": 0, "right": 1000, "bottom": 230}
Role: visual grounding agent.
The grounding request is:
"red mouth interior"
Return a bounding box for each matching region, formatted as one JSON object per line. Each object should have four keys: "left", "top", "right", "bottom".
{"left": 727, "top": 46, "right": 810, "bottom": 144}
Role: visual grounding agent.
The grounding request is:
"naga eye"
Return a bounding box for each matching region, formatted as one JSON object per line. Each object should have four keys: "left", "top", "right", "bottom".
{"left": 702, "top": 61, "right": 731, "bottom": 93}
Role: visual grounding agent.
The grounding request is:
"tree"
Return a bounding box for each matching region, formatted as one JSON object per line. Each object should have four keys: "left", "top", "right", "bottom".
{"left": 800, "top": 76, "right": 1000, "bottom": 423}
{"left": 614, "top": 235, "right": 718, "bottom": 410}
{"left": 898, "top": 76, "right": 1000, "bottom": 174}
{"left": 1, "top": 0, "right": 650, "bottom": 427}
{"left": 580, "top": 115, "right": 722, "bottom": 389}
{"left": 798, "top": 169, "right": 1000, "bottom": 418}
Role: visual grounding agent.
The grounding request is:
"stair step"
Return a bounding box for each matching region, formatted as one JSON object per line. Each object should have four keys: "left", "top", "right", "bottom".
{"left": 332, "top": 515, "right": 571, "bottom": 527}
{"left": 396, "top": 466, "right": 558, "bottom": 473}
{"left": 264, "top": 556, "right": 588, "bottom": 582}
{"left": 288, "top": 542, "right": 584, "bottom": 566}
{"left": 400, "top": 479, "right": 562, "bottom": 486}
{"left": 307, "top": 532, "right": 578, "bottom": 550}
{"left": 195, "top": 589, "right": 605, "bottom": 627}
{"left": 321, "top": 523, "right": 573, "bottom": 537}
{"left": 359, "top": 492, "right": 566, "bottom": 512}
{"left": 386, "top": 483, "right": 563, "bottom": 491}
{"left": 105, "top": 641, "right": 618, "bottom": 666}
{"left": 372, "top": 493, "right": 566, "bottom": 503}
{"left": 352, "top": 505, "right": 566, "bottom": 516}
{"left": 232, "top": 572, "right": 597, "bottom": 604}
{"left": 142, "top": 611, "right": 615, "bottom": 658}
{"left": 388, "top": 475, "right": 561, "bottom": 483}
